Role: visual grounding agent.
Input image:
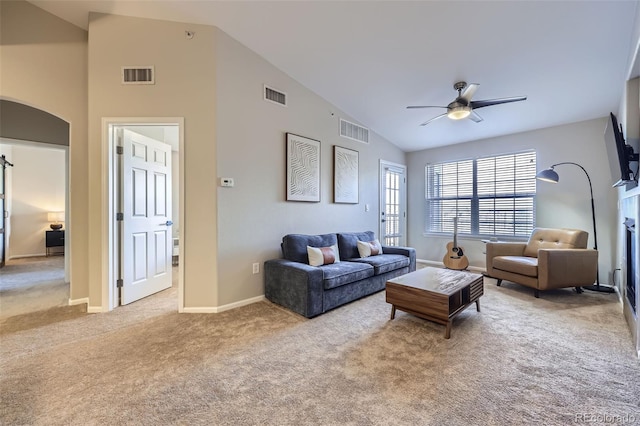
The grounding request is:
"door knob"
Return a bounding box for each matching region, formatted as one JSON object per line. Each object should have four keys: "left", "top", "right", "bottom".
{"left": 162, "top": 220, "right": 173, "bottom": 226}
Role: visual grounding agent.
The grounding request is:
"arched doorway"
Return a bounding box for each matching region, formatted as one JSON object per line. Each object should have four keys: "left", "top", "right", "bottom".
{"left": 0, "top": 99, "right": 71, "bottom": 317}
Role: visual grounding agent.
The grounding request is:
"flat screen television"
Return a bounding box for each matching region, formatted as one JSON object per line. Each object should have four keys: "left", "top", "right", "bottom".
{"left": 605, "top": 112, "right": 638, "bottom": 187}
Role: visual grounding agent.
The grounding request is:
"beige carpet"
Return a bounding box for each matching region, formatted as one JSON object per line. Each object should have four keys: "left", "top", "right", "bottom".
{"left": 1, "top": 278, "right": 639, "bottom": 425}
{"left": 0, "top": 256, "right": 69, "bottom": 318}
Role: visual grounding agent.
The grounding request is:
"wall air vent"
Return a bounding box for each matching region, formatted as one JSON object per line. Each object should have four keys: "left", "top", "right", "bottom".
{"left": 340, "top": 118, "right": 369, "bottom": 144}
{"left": 121, "top": 66, "right": 155, "bottom": 85}
{"left": 264, "top": 85, "right": 287, "bottom": 106}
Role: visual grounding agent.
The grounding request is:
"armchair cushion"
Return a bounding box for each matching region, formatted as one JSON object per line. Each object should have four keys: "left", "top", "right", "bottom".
{"left": 523, "top": 228, "right": 589, "bottom": 258}
{"left": 492, "top": 256, "right": 538, "bottom": 277}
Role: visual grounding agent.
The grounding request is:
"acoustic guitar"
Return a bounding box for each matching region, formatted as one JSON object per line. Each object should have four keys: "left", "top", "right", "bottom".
{"left": 442, "top": 217, "right": 469, "bottom": 270}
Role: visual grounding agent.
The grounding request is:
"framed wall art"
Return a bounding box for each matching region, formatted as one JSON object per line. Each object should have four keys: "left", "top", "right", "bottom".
{"left": 286, "top": 133, "right": 321, "bottom": 202}
{"left": 334, "top": 146, "right": 359, "bottom": 204}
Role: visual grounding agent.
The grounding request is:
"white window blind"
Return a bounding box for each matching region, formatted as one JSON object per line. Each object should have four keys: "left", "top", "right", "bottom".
{"left": 425, "top": 151, "right": 536, "bottom": 238}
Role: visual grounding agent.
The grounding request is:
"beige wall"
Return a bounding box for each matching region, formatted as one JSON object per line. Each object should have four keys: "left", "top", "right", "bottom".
{"left": 0, "top": 143, "right": 65, "bottom": 258}
{"left": 87, "top": 13, "right": 218, "bottom": 309}
{"left": 5, "top": 2, "right": 630, "bottom": 309}
{"left": 407, "top": 118, "right": 619, "bottom": 285}
{"left": 0, "top": 0, "right": 88, "bottom": 301}
{"left": 214, "top": 30, "right": 406, "bottom": 306}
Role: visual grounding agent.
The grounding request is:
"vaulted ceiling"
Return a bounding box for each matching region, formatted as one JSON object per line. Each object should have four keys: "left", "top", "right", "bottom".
{"left": 30, "top": 0, "right": 640, "bottom": 152}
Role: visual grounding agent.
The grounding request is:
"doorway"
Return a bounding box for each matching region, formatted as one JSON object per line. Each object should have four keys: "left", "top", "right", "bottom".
{"left": 104, "top": 118, "right": 183, "bottom": 312}
{"left": 0, "top": 141, "right": 69, "bottom": 318}
{"left": 0, "top": 154, "right": 14, "bottom": 268}
{"left": 379, "top": 160, "right": 407, "bottom": 247}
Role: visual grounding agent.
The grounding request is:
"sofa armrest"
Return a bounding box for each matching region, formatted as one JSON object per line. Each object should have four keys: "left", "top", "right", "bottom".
{"left": 264, "top": 259, "right": 324, "bottom": 318}
{"left": 485, "top": 242, "right": 527, "bottom": 276}
{"left": 382, "top": 246, "right": 417, "bottom": 272}
{"left": 537, "top": 249, "right": 598, "bottom": 289}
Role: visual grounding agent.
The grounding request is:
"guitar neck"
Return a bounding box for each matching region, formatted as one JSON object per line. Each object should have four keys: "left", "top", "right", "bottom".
{"left": 453, "top": 217, "right": 458, "bottom": 247}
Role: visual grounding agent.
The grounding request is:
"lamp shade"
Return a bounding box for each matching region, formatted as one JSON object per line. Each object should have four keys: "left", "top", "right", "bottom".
{"left": 48, "top": 211, "right": 65, "bottom": 223}
{"left": 536, "top": 168, "right": 559, "bottom": 183}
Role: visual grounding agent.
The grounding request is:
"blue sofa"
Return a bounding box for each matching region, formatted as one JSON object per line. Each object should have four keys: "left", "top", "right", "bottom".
{"left": 264, "top": 231, "right": 416, "bottom": 318}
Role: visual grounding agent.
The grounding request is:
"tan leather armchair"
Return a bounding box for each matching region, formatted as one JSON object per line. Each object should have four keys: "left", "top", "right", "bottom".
{"left": 485, "top": 228, "right": 598, "bottom": 298}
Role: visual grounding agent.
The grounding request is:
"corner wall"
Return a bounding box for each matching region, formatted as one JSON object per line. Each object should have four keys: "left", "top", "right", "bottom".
{"left": 407, "top": 118, "right": 619, "bottom": 285}
{"left": 0, "top": 0, "right": 89, "bottom": 301}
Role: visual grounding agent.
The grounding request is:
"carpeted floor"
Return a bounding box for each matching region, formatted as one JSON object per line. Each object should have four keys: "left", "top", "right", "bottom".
{"left": 1, "top": 277, "right": 639, "bottom": 425}
{"left": 0, "top": 256, "right": 68, "bottom": 319}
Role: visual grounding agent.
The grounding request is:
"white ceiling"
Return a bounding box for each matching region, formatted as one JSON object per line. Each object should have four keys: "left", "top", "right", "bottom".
{"left": 29, "top": 0, "right": 640, "bottom": 152}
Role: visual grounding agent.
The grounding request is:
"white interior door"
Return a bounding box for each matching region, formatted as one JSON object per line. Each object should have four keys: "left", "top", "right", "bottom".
{"left": 121, "top": 129, "right": 172, "bottom": 305}
{"left": 380, "top": 161, "right": 407, "bottom": 247}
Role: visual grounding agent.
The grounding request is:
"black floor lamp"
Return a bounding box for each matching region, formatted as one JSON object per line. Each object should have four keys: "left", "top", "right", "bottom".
{"left": 536, "top": 162, "right": 615, "bottom": 293}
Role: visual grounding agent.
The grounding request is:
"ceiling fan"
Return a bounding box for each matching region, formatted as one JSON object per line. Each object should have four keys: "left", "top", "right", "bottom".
{"left": 407, "top": 81, "right": 527, "bottom": 126}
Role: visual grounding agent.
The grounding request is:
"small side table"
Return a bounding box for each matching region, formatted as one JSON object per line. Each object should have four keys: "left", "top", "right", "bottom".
{"left": 46, "top": 230, "right": 65, "bottom": 256}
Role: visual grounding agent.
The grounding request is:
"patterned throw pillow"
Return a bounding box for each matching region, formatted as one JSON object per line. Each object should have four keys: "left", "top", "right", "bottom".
{"left": 357, "top": 239, "right": 383, "bottom": 258}
{"left": 307, "top": 244, "right": 341, "bottom": 266}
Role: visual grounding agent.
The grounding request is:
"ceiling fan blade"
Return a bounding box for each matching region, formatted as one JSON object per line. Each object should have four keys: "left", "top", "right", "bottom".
{"left": 470, "top": 96, "right": 527, "bottom": 109}
{"left": 468, "top": 111, "right": 483, "bottom": 123}
{"left": 459, "top": 83, "right": 479, "bottom": 103}
{"left": 407, "top": 105, "right": 448, "bottom": 109}
{"left": 420, "top": 113, "right": 447, "bottom": 126}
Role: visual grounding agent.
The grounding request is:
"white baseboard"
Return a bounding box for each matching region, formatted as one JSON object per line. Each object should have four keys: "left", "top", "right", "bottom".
{"left": 182, "top": 295, "right": 266, "bottom": 314}
{"left": 69, "top": 297, "right": 88, "bottom": 306}
{"left": 9, "top": 253, "right": 47, "bottom": 259}
{"left": 87, "top": 305, "right": 103, "bottom": 313}
{"left": 417, "top": 258, "right": 486, "bottom": 274}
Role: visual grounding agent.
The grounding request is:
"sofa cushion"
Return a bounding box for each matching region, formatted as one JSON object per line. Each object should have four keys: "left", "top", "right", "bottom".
{"left": 337, "top": 231, "right": 376, "bottom": 260}
{"left": 307, "top": 244, "right": 340, "bottom": 266}
{"left": 350, "top": 254, "right": 410, "bottom": 275}
{"left": 357, "top": 239, "right": 383, "bottom": 258}
{"left": 282, "top": 233, "right": 338, "bottom": 264}
{"left": 493, "top": 255, "right": 538, "bottom": 277}
{"left": 321, "top": 262, "right": 374, "bottom": 290}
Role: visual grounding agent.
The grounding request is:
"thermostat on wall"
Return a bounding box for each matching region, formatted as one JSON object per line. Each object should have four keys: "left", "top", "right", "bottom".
{"left": 220, "top": 177, "right": 234, "bottom": 187}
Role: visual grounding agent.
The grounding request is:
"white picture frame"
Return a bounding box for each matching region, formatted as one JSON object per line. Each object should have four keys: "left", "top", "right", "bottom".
{"left": 334, "top": 146, "right": 359, "bottom": 204}
{"left": 286, "top": 133, "right": 321, "bottom": 202}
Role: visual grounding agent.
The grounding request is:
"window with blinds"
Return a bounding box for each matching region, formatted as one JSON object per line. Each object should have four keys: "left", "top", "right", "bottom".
{"left": 425, "top": 151, "right": 536, "bottom": 238}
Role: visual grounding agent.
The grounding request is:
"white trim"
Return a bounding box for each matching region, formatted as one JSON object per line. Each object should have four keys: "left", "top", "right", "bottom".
{"left": 69, "top": 297, "right": 88, "bottom": 306}
{"left": 87, "top": 305, "right": 103, "bottom": 313}
{"left": 101, "top": 117, "right": 185, "bottom": 313}
{"left": 182, "top": 295, "right": 266, "bottom": 314}
{"left": 379, "top": 160, "right": 407, "bottom": 246}
{"left": 9, "top": 254, "right": 47, "bottom": 259}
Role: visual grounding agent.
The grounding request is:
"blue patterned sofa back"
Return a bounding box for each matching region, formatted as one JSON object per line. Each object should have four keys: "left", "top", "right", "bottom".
{"left": 281, "top": 233, "right": 338, "bottom": 264}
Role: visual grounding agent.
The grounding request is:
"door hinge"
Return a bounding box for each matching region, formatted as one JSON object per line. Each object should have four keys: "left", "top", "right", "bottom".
{"left": 116, "top": 213, "right": 124, "bottom": 221}
{"left": 117, "top": 279, "right": 123, "bottom": 288}
{"left": 116, "top": 146, "right": 123, "bottom": 155}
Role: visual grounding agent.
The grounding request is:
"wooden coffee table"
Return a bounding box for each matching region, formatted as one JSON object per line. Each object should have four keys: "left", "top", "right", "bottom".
{"left": 386, "top": 267, "right": 484, "bottom": 338}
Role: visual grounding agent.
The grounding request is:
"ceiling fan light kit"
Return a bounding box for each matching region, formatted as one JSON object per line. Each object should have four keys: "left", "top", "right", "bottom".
{"left": 407, "top": 81, "right": 527, "bottom": 126}
{"left": 447, "top": 105, "right": 471, "bottom": 120}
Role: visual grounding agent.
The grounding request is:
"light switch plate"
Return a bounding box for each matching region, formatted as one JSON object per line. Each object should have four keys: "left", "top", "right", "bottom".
{"left": 220, "top": 177, "right": 234, "bottom": 187}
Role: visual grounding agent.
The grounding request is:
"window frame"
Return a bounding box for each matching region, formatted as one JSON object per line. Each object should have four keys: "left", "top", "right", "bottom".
{"left": 424, "top": 150, "right": 536, "bottom": 240}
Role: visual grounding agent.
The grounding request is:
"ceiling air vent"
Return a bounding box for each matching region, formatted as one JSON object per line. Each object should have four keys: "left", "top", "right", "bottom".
{"left": 340, "top": 118, "right": 369, "bottom": 144}
{"left": 264, "top": 85, "right": 287, "bottom": 106}
{"left": 121, "top": 66, "right": 155, "bottom": 85}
